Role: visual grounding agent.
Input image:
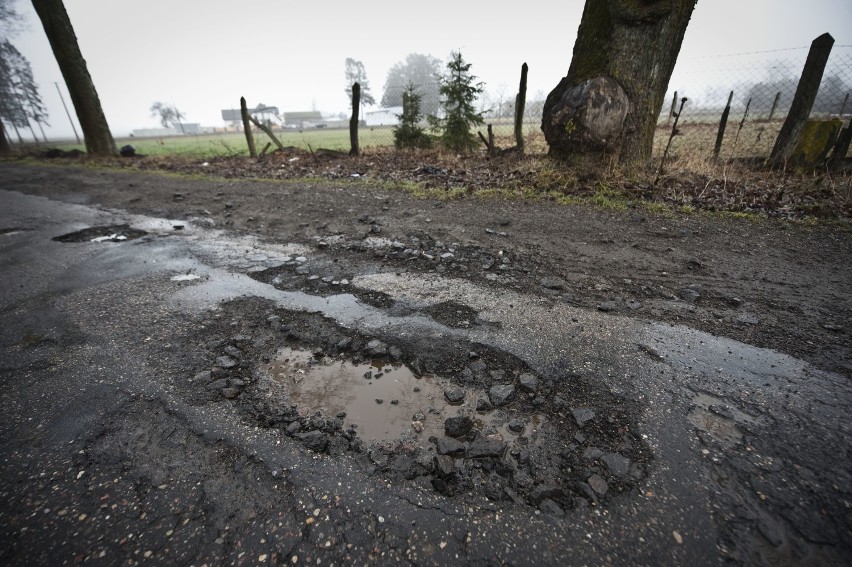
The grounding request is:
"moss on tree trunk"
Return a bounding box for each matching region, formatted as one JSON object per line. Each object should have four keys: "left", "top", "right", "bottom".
{"left": 31, "top": 0, "right": 117, "bottom": 156}
{"left": 542, "top": 0, "right": 696, "bottom": 165}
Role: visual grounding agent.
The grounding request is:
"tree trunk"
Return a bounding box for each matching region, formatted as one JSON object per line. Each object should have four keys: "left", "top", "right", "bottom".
{"left": 541, "top": 0, "right": 696, "bottom": 165}
{"left": 0, "top": 120, "right": 11, "bottom": 155}
{"left": 349, "top": 82, "right": 360, "bottom": 156}
{"left": 31, "top": 0, "right": 117, "bottom": 156}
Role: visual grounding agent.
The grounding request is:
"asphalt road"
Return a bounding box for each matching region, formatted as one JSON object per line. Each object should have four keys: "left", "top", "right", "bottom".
{"left": 1, "top": 183, "right": 849, "bottom": 566}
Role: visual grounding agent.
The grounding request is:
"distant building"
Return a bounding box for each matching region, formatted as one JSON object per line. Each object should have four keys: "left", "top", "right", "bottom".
{"left": 282, "top": 111, "right": 323, "bottom": 128}
{"left": 221, "top": 105, "right": 281, "bottom": 127}
{"left": 365, "top": 107, "right": 402, "bottom": 127}
{"left": 131, "top": 123, "right": 201, "bottom": 137}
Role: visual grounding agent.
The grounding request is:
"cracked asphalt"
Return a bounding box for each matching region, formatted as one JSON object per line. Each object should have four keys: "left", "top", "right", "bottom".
{"left": 0, "top": 163, "right": 850, "bottom": 565}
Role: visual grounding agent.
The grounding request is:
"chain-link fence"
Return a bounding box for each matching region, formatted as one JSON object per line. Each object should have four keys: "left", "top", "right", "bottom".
{"left": 279, "top": 45, "right": 850, "bottom": 161}
{"left": 657, "top": 45, "right": 852, "bottom": 161}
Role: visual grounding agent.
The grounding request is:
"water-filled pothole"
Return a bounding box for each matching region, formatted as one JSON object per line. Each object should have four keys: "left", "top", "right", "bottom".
{"left": 52, "top": 224, "right": 148, "bottom": 243}
{"left": 262, "top": 347, "right": 532, "bottom": 444}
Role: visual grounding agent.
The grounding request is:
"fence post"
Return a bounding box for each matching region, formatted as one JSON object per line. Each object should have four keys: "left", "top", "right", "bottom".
{"left": 240, "top": 96, "right": 257, "bottom": 158}
{"left": 514, "top": 62, "right": 528, "bottom": 150}
{"left": 828, "top": 125, "right": 851, "bottom": 169}
{"left": 767, "top": 92, "right": 781, "bottom": 122}
{"left": 350, "top": 82, "right": 360, "bottom": 156}
{"left": 839, "top": 93, "right": 849, "bottom": 116}
{"left": 667, "top": 91, "right": 678, "bottom": 125}
{"left": 714, "top": 90, "right": 734, "bottom": 159}
{"left": 769, "top": 33, "right": 834, "bottom": 166}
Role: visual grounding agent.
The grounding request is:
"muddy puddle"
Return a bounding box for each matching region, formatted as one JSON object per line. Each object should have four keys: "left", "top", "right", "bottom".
{"left": 262, "top": 346, "right": 537, "bottom": 444}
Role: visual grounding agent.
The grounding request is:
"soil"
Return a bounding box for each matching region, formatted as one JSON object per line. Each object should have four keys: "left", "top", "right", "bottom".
{"left": 6, "top": 159, "right": 850, "bottom": 378}
{"left": 2, "top": 159, "right": 851, "bottom": 563}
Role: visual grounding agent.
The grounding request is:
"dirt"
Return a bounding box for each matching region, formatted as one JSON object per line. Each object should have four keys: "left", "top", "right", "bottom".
{"left": 6, "top": 160, "right": 850, "bottom": 379}
{"left": 2, "top": 159, "right": 852, "bottom": 563}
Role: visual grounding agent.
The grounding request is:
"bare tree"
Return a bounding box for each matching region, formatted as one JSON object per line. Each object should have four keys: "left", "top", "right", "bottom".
{"left": 31, "top": 0, "right": 116, "bottom": 155}
{"left": 150, "top": 101, "right": 185, "bottom": 129}
{"left": 541, "top": 0, "right": 696, "bottom": 165}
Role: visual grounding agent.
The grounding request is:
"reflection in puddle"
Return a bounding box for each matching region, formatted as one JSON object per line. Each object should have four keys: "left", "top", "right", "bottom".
{"left": 263, "top": 347, "right": 539, "bottom": 444}
{"left": 688, "top": 392, "right": 765, "bottom": 447}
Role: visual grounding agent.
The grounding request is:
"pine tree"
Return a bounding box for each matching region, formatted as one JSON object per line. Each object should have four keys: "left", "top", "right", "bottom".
{"left": 429, "top": 51, "right": 485, "bottom": 152}
{"left": 393, "top": 84, "right": 432, "bottom": 149}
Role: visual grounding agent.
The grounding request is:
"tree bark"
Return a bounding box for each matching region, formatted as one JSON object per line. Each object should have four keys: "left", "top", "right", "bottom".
{"left": 240, "top": 97, "right": 257, "bottom": 158}
{"left": 349, "top": 82, "right": 360, "bottom": 156}
{"left": 514, "top": 63, "right": 528, "bottom": 150}
{"left": 0, "top": 120, "right": 11, "bottom": 155}
{"left": 541, "top": 0, "right": 696, "bottom": 164}
{"left": 31, "top": 0, "right": 116, "bottom": 156}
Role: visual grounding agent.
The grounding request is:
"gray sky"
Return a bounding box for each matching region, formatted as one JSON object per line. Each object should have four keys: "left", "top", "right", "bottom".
{"left": 11, "top": 0, "right": 852, "bottom": 139}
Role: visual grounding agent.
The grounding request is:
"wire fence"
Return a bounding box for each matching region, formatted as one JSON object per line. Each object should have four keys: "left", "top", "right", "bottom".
{"left": 656, "top": 45, "right": 852, "bottom": 161}
{"left": 258, "top": 45, "right": 851, "bottom": 161}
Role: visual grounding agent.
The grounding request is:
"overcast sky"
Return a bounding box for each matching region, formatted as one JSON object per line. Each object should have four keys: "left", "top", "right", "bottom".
{"left": 9, "top": 0, "right": 852, "bottom": 139}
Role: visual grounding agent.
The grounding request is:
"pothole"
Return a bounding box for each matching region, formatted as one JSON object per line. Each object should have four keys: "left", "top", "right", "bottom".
{"left": 52, "top": 224, "right": 148, "bottom": 243}
{"left": 261, "top": 346, "right": 532, "bottom": 444}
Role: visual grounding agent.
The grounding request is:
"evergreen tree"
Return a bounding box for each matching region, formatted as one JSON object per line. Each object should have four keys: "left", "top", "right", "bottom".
{"left": 393, "top": 83, "right": 432, "bottom": 150}
{"left": 429, "top": 51, "right": 485, "bottom": 152}
{"left": 0, "top": 40, "right": 48, "bottom": 142}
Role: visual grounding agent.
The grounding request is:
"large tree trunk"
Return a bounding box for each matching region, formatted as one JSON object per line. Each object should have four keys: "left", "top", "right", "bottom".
{"left": 542, "top": 0, "right": 696, "bottom": 165}
{"left": 0, "top": 120, "right": 11, "bottom": 155}
{"left": 31, "top": 0, "right": 116, "bottom": 156}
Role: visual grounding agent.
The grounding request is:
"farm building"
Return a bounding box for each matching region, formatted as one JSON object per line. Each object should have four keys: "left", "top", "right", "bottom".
{"left": 365, "top": 107, "right": 402, "bottom": 127}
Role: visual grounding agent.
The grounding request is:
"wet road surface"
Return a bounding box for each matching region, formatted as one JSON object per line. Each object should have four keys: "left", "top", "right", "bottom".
{"left": 1, "top": 187, "right": 850, "bottom": 565}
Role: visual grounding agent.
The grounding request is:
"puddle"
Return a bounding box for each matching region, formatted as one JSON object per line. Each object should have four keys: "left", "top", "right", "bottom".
{"left": 688, "top": 392, "right": 765, "bottom": 447}
{"left": 262, "top": 347, "right": 533, "bottom": 444}
{"left": 52, "top": 224, "right": 148, "bottom": 243}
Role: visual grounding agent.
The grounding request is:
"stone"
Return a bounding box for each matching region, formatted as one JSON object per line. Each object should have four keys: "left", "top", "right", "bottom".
{"left": 224, "top": 345, "right": 242, "bottom": 358}
{"left": 216, "top": 355, "right": 237, "bottom": 369}
{"left": 411, "top": 420, "right": 424, "bottom": 433}
{"left": 597, "top": 301, "right": 618, "bottom": 312}
{"left": 736, "top": 313, "right": 760, "bottom": 325}
{"left": 193, "top": 370, "right": 212, "bottom": 383}
{"left": 518, "top": 373, "right": 539, "bottom": 393}
{"left": 475, "top": 398, "right": 492, "bottom": 411}
{"left": 444, "top": 416, "right": 473, "bottom": 438}
{"left": 507, "top": 418, "right": 525, "bottom": 433}
{"left": 221, "top": 387, "right": 240, "bottom": 399}
{"left": 588, "top": 474, "right": 608, "bottom": 496}
{"left": 540, "top": 277, "right": 567, "bottom": 290}
{"left": 529, "top": 484, "right": 565, "bottom": 505}
{"left": 206, "top": 378, "right": 228, "bottom": 390}
{"left": 435, "top": 437, "right": 465, "bottom": 456}
{"left": 296, "top": 430, "right": 328, "bottom": 453}
{"left": 572, "top": 407, "right": 596, "bottom": 426}
{"left": 444, "top": 386, "right": 466, "bottom": 405}
{"left": 679, "top": 287, "right": 701, "bottom": 302}
{"left": 488, "top": 384, "right": 516, "bottom": 407}
{"left": 602, "top": 452, "right": 631, "bottom": 478}
{"left": 466, "top": 439, "right": 507, "bottom": 459}
{"left": 539, "top": 499, "right": 565, "bottom": 517}
{"left": 364, "top": 339, "right": 388, "bottom": 356}
{"left": 434, "top": 455, "right": 455, "bottom": 477}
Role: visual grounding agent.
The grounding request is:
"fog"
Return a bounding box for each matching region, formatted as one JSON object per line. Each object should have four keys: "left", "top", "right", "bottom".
{"left": 10, "top": 0, "right": 852, "bottom": 139}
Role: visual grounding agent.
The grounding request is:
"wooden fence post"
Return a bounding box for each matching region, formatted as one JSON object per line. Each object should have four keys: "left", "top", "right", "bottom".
{"left": 769, "top": 33, "right": 834, "bottom": 166}
{"left": 667, "top": 91, "right": 678, "bottom": 125}
{"left": 350, "top": 82, "right": 360, "bottom": 156}
{"left": 828, "top": 125, "right": 851, "bottom": 169}
{"left": 240, "top": 96, "right": 257, "bottom": 158}
{"left": 514, "top": 62, "right": 528, "bottom": 150}
{"left": 839, "top": 93, "right": 849, "bottom": 116}
{"left": 714, "top": 91, "right": 734, "bottom": 159}
{"left": 767, "top": 92, "right": 781, "bottom": 122}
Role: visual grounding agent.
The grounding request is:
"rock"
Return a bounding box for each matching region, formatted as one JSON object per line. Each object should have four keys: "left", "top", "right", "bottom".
{"left": 488, "top": 384, "right": 516, "bottom": 407}
{"left": 582, "top": 446, "right": 604, "bottom": 460}
{"left": 540, "top": 277, "right": 567, "bottom": 290}
{"left": 466, "top": 439, "right": 507, "bottom": 459}
{"left": 216, "top": 355, "right": 237, "bottom": 369}
{"left": 597, "top": 301, "right": 618, "bottom": 312}
{"left": 411, "top": 420, "right": 424, "bottom": 433}
{"left": 571, "top": 407, "right": 596, "bottom": 426}
{"left": 206, "top": 378, "right": 228, "bottom": 390}
{"left": 119, "top": 144, "right": 136, "bottom": 157}
{"left": 736, "top": 313, "right": 760, "bottom": 325}
{"left": 296, "top": 430, "right": 328, "bottom": 453}
{"left": 444, "top": 416, "right": 473, "bottom": 438}
{"left": 475, "top": 398, "right": 492, "bottom": 411}
{"left": 518, "top": 373, "right": 539, "bottom": 393}
{"left": 539, "top": 499, "right": 565, "bottom": 517}
{"left": 435, "top": 437, "right": 465, "bottom": 456}
{"left": 224, "top": 345, "right": 242, "bottom": 358}
{"left": 529, "top": 484, "right": 565, "bottom": 505}
{"left": 375, "top": 399, "right": 384, "bottom": 404}
{"left": 679, "top": 287, "right": 701, "bottom": 302}
{"left": 507, "top": 418, "right": 525, "bottom": 433}
{"left": 364, "top": 339, "right": 388, "bottom": 356}
{"left": 434, "top": 455, "right": 455, "bottom": 477}
{"left": 602, "top": 452, "right": 631, "bottom": 478}
{"left": 193, "top": 370, "right": 212, "bottom": 383}
{"left": 444, "top": 386, "right": 466, "bottom": 405}
{"left": 388, "top": 345, "right": 403, "bottom": 360}
{"left": 588, "top": 474, "right": 608, "bottom": 496}
{"left": 221, "top": 387, "right": 240, "bottom": 399}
